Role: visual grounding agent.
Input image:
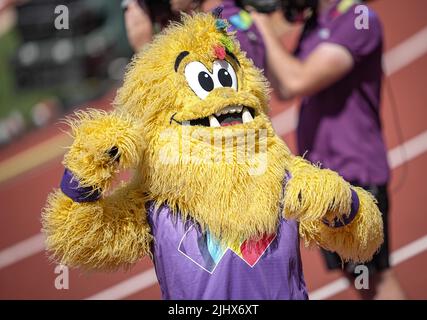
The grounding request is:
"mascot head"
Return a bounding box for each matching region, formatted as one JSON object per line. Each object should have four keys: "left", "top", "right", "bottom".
{"left": 115, "top": 13, "right": 292, "bottom": 244}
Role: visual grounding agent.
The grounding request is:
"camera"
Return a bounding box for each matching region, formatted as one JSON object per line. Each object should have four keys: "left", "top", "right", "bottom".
{"left": 238, "top": 0, "right": 281, "bottom": 13}
{"left": 241, "top": 0, "right": 371, "bottom": 23}
{"left": 281, "top": 0, "right": 318, "bottom": 22}
{"left": 239, "top": 0, "right": 319, "bottom": 22}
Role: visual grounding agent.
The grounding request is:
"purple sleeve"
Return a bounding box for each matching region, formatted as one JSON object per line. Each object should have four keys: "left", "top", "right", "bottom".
{"left": 323, "top": 189, "right": 360, "bottom": 228}
{"left": 325, "top": 6, "right": 383, "bottom": 64}
{"left": 60, "top": 168, "right": 101, "bottom": 202}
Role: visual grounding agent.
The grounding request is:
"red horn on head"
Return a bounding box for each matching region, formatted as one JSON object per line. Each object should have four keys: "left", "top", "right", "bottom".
{"left": 213, "top": 45, "right": 226, "bottom": 60}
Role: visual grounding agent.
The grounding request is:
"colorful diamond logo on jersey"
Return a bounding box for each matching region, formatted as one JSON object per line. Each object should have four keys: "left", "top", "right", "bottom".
{"left": 178, "top": 224, "right": 276, "bottom": 273}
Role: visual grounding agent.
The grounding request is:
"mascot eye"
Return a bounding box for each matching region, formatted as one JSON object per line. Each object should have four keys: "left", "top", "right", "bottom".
{"left": 198, "top": 72, "right": 214, "bottom": 91}
{"left": 185, "top": 61, "right": 214, "bottom": 99}
{"left": 213, "top": 60, "right": 237, "bottom": 90}
{"left": 218, "top": 69, "right": 232, "bottom": 87}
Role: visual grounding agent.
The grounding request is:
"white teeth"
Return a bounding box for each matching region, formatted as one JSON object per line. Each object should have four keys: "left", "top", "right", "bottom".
{"left": 242, "top": 108, "right": 253, "bottom": 123}
{"left": 182, "top": 120, "right": 190, "bottom": 126}
{"left": 215, "top": 105, "right": 244, "bottom": 116}
{"left": 209, "top": 115, "right": 221, "bottom": 127}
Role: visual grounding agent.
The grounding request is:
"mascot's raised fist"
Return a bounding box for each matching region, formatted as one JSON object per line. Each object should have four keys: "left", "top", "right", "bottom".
{"left": 62, "top": 110, "right": 144, "bottom": 195}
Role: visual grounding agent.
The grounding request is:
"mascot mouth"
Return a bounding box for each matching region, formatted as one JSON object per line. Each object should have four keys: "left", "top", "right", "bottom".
{"left": 181, "top": 105, "right": 256, "bottom": 127}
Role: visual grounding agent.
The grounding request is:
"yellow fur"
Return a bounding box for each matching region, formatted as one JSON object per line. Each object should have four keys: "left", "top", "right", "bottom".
{"left": 42, "top": 176, "right": 152, "bottom": 270}
{"left": 284, "top": 156, "right": 351, "bottom": 223}
{"left": 114, "top": 13, "right": 293, "bottom": 244}
{"left": 63, "top": 109, "right": 144, "bottom": 192}
{"left": 299, "top": 187, "right": 384, "bottom": 263}
{"left": 42, "top": 12, "right": 383, "bottom": 271}
{"left": 285, "top": 157, "right": 384, "bottom": 263}
{"left": 144, "top": 126, "right": 291, "bottom": 244}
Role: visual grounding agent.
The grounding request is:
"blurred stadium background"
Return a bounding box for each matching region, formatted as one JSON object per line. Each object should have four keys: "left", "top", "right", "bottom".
{"left": 0, "top": 0, "right": 426, "bottom": 299}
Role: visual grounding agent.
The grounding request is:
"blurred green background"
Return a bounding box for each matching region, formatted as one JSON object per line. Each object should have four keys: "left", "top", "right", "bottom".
{"left": 0, "top": 0, "right": 133, "bottom": 145}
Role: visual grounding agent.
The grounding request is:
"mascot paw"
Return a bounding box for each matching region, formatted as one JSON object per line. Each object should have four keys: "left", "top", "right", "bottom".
{"left": 283, "top": 166, "right": 352, "bottom": 223}
{"left": 63, "top": 109, "right": 143, "bottom": 192}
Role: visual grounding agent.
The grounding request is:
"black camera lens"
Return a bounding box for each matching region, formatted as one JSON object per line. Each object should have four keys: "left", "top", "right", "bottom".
{"left": 240, "top": 0, "right": 281, "bottom": 14}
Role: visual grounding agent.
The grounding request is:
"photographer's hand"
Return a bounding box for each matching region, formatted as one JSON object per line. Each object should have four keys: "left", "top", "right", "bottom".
{"left": 249, "top": 10, "right": 273, "bottom": 35}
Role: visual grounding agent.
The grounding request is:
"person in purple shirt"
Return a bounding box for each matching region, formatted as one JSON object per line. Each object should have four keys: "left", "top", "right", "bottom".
{"left": 251, "top": 0, "right": 405, "bottom": 299}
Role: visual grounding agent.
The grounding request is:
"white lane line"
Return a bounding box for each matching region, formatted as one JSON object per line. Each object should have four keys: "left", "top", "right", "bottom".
{"left": 391, "top": 234, "right": 427, "bottom": 266}
{"left": 310, "top": 234, "right": 427, "bottom": 300}
{"left": 383, "top": 26, "right": 427, "bottom": 76}
{"left": 0, "top": 133, "right": 71, "bottom": 184}
{"left": 388, "top": 130, "right": 427, "bottom": 169}
{"left": 86, "top": 268, "right": 158, "bottom": 300}
{"left": 0, "top": 233, "right": 45, "bottom": 269}
{"left": 309, "top": 278, "right": 351, "bottom": 301}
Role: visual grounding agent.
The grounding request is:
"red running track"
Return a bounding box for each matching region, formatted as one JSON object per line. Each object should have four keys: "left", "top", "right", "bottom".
{"left": 0, "top": 0, "right": 426, "bottom": 300}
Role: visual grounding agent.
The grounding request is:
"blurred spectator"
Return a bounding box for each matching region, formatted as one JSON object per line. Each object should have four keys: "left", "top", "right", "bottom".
{"left": 123, "top": 0, "right": 266, "bottom": 70}
{"left": 251, "top": 0, "right": 406, "bottom": 299}
{"left": 0, "top": 0, "right": 133, "bottom": 147}
{"left": 0, "top": 0, "right": 18, "bottom": 13}
{"left": 123, "top": 0, "right": 155, "bottom": 52}
{"left": 123, "top": 0, "right": 219, "bottom": 52}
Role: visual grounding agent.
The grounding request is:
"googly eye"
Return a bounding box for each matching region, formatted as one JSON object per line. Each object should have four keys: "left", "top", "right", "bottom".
{"left": 184, "top": 61, "right": 214, "bottom": 99}
{"left": 213, "top": 60, "right": 237, "bottom": 91}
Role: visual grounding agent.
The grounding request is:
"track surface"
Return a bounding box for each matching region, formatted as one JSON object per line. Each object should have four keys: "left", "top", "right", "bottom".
{"left": 0, "top": 0, "right": 426, "bottom": 300}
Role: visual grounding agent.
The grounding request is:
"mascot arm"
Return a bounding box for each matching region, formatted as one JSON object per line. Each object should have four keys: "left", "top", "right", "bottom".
{"left": 42, "top": 110, "right": 152, "bottom": 270}
{"left": 284, "top": 156, "right": 384, "bottom": 263}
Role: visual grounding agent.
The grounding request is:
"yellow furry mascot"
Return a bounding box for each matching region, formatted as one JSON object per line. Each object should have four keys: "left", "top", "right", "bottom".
{"left": 42, "top": 12, "right": 383, "bottom": 299}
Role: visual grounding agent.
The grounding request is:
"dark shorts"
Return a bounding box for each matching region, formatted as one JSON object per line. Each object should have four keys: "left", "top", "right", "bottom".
{"left": 321, "top": 183, "right": 390, "bottom": 275}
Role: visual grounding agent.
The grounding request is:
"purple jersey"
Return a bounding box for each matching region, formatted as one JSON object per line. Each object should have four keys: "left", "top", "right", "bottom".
{"left": 296, "top": 0, "right": 390, "bottom": 185}
{"left": 147, "top": 201, "right": 308, "bottom": 300}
